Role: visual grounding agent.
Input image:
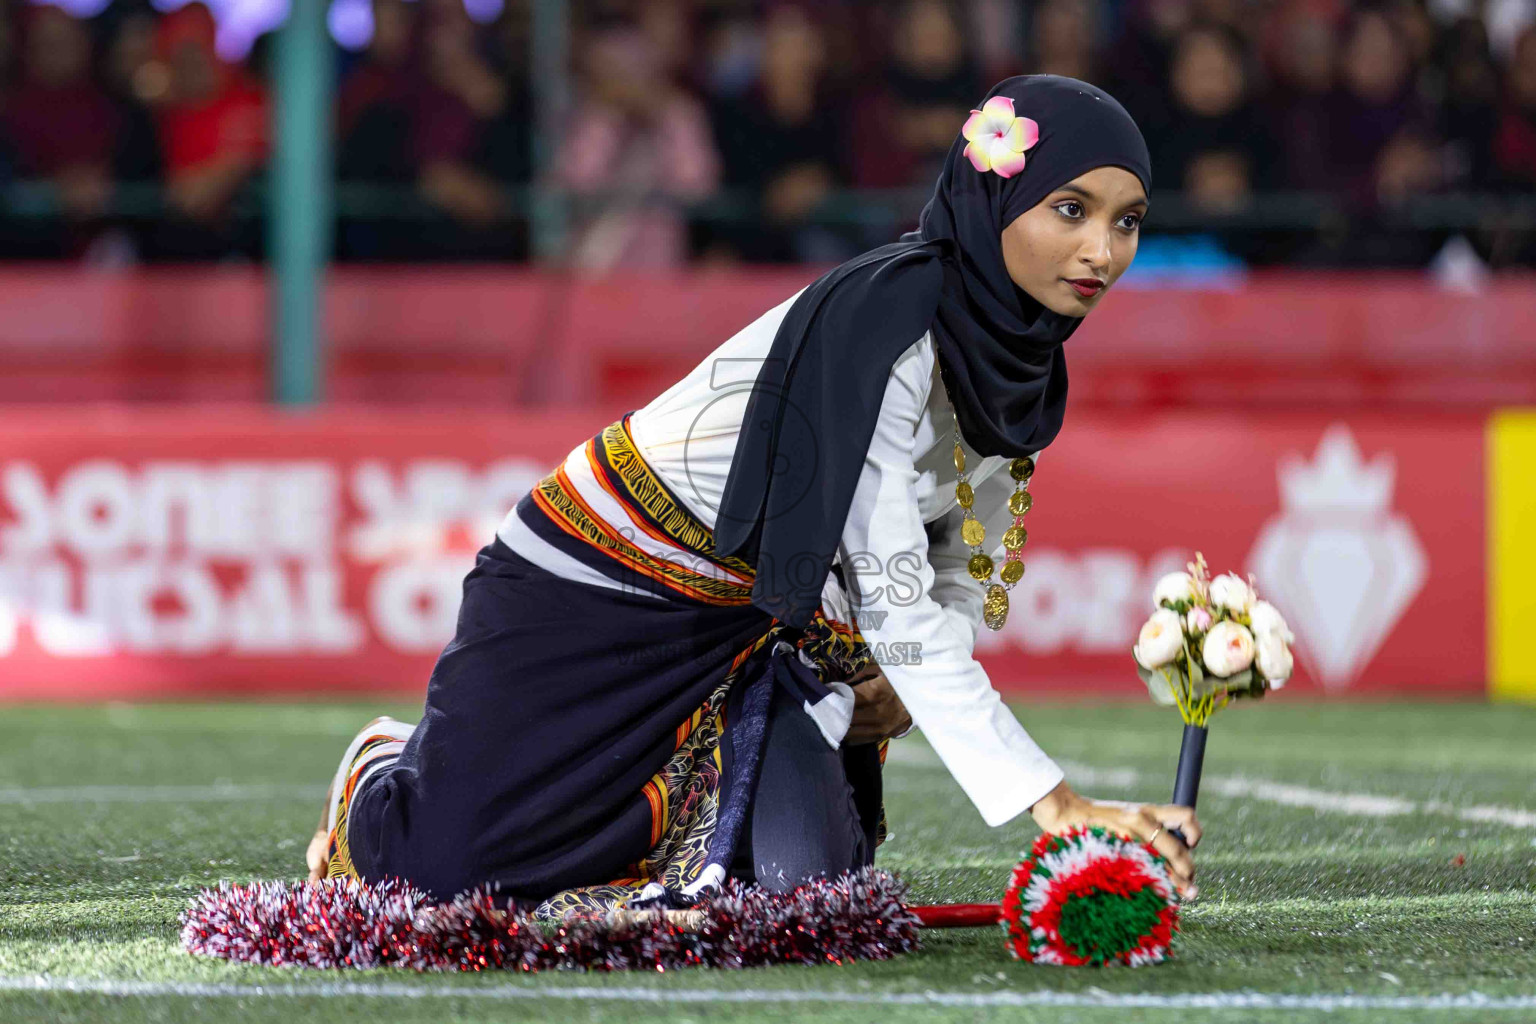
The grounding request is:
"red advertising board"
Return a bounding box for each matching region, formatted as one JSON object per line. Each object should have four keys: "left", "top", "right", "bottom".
{"left": 986, "top": 412, "right": 1485, "bottom": 696}
{"left": 0, "top": 407, "right": 610, "bottom": 700}
{"left": 0, "top": 407, "right": 1484, "bottom": 700}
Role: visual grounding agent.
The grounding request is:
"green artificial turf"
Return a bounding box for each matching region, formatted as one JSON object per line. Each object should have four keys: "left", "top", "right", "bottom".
{"left": 0, "top": 700, "right": 1533, "bottom": 1024}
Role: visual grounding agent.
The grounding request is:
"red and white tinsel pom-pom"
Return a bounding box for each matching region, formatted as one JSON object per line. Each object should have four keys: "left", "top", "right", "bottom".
{"left": 180, "top": 868, "right": 921, "bottom": 973}
{"left": 1001, "top": 826, "right": 1179, "bottom": 967}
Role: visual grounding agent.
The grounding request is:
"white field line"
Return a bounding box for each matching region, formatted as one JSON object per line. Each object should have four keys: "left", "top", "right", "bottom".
{"left": 1202, "top": 776, "right": 1415, "bottom": 816}
{"left": 0, "top": 784, "right": 327, "bottom": 805}
{"left": 1, "top": 975, "right": 1534, "bottom": 1011}
{"left": 1425, "top": 800, "right": 1536, "bottom": 829}
{"left": 1060, "top": 761, "right": 1536, "bottom": 831}
{"left": 4, "top": 763, "right": 1534, "bottom": 832}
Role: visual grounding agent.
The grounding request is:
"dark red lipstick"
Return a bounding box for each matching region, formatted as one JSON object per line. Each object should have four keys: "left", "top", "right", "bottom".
{"left": 1066, "top": 278, "right": 1105, "bottom": 298}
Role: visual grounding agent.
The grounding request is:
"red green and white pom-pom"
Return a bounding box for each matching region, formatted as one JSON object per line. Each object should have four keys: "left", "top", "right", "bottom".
{"left": 1000, "top": 826, "right": 1179, "bottom": 967}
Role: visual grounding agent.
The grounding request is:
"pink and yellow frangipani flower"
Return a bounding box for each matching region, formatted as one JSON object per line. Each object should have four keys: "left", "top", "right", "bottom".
{"left": 961, "top": 96, "right": 1039, "bottom": 179}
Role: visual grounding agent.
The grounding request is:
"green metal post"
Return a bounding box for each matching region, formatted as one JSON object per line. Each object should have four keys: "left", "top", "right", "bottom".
{"left": 530, "top": 0, "right": 570, "bottom": 261}
{"left": 270, "top": 0, "right": 334, "bottom": 404}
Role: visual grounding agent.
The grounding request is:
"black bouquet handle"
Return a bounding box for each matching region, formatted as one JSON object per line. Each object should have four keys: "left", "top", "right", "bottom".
{"left": 1167, "top": 723, "right": 1207, "bottom": 845}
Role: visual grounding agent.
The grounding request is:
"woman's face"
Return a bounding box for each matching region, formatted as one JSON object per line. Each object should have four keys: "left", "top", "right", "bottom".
{"left": 1001, "top": 166, "right": 1146, "bottom": 317}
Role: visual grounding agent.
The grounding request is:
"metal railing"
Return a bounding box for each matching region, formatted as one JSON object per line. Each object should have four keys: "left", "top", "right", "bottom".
{"left": 6, "top": 180, "right": 1536, "bottom": 235}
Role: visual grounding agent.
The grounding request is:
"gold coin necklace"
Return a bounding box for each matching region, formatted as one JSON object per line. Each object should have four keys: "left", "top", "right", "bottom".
{"left": 953, "top": 423, "right": 1034, "bottom": 631}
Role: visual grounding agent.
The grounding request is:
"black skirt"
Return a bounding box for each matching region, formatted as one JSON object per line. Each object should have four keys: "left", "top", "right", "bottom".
{"left": 327, "top": 414, "right": 884, "bottom": 916}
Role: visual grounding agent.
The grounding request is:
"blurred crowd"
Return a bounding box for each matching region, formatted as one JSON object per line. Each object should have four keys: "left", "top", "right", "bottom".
{"left": 1, "top": 0, "right": 1535, "bottom": 267}
{"left": 0, "top": 1, "right": 265, "bottom": 260}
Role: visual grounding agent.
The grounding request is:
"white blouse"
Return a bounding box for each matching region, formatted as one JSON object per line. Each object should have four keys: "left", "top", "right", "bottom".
{"left": 621, "top": 292, "right": 1065, "bottom": 827}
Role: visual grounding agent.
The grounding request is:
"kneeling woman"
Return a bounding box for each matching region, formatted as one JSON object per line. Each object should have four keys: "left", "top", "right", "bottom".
{"left": 307, "top": 75, "right": 1202, "bottom": 915}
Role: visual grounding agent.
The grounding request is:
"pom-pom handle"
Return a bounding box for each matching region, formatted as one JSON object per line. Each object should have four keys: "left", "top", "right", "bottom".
{"left": 1168, "top": 723, "right": 1207, "bottom": 844}
{"left": 910, "top": 903, "right": 1002, "bottom": 928}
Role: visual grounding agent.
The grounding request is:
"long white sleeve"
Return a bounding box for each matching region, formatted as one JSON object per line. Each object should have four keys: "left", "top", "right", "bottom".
{"left": 837, "top": 342, "right": 1064, "bottom": 828}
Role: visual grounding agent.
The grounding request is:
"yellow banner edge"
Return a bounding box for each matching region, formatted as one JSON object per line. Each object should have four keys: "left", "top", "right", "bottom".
{"left": 1489, "top": 409, "right": 1536, "bottom": 702}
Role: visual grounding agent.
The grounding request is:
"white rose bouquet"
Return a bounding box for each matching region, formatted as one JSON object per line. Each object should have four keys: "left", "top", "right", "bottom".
{"left": 1134, "top": 553, "right": 1293, "bottom": 719}
{"left": 1133, "top": 553, "right": 1293, "bottom": 836}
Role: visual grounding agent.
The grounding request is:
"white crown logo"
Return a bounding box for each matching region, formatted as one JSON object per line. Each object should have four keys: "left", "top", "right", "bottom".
{"left": 1248, "top": 424, "right": 1426, "bottom": 690}
{"left": 1277, "top": 426, "right": 1394, "bottom": 515}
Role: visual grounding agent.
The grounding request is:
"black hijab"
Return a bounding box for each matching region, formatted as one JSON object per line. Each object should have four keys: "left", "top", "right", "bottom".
{"left": 711, "top": 75, "right": 1151, "bottom": 628}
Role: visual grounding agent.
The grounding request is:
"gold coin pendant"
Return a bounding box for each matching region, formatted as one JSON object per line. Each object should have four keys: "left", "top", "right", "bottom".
{"left": 961, "top": 518, "right": 987, "bottom": 546}
{"left": 983, "top": 584, "right": 1009, "bottom": 630}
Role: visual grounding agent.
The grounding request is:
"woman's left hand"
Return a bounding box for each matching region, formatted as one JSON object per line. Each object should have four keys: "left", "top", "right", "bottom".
{"left": 1029, "top": 780, "right": 1202, "bottom": 897}
{"left": 305, "top": 774, "right": 336, "bottom": 881}
{"left": 845, "top": 663, "right": 912, "bottom": 744}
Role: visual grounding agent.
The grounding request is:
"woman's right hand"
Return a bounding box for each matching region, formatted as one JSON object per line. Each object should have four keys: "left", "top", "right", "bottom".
{"left": 845, "top": 663, "right": 913, "bottom": 744}
{"left": 1028, "top": 780, "right": 1201, "bottom": 898}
